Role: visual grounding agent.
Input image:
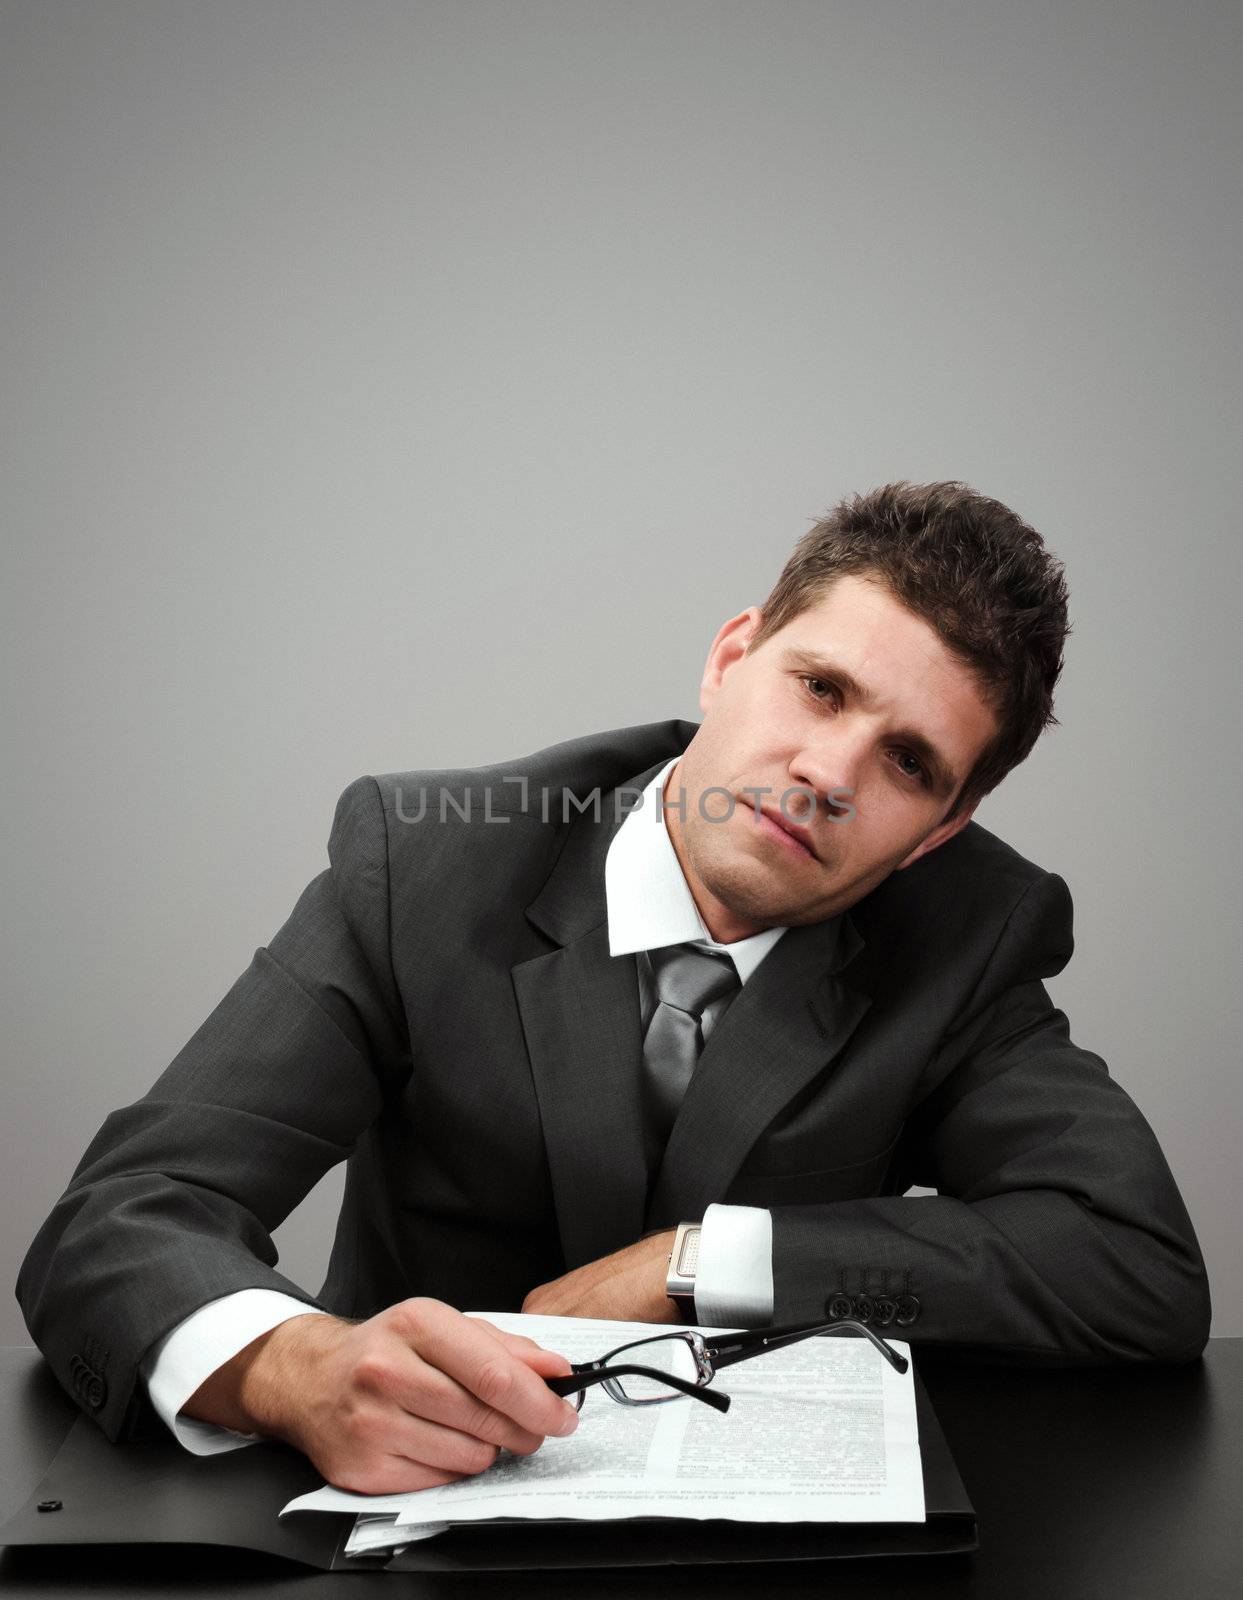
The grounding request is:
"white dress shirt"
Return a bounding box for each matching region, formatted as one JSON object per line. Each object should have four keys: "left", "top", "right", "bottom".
{"left": 604, "top": 755, "right": 785, "bottom": 1326}
{"left": 142, "top": 755, "right": 786, "bottom": 1452}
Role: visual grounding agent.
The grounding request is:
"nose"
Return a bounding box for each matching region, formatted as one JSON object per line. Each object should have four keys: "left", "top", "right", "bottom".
{"left": 786, "top": 739, "right": 861, "bottom": 821}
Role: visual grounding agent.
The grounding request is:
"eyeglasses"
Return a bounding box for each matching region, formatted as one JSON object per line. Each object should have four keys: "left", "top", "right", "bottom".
{"left": 544, "top": 1317, "right": 908, "bottom": 1415}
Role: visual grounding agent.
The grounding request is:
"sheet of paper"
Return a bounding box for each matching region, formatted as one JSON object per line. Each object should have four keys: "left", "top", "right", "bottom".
{"left": 282, "top": 1311, "right": 923, "bottom": 1544}
{"left": 343, "top": 1513, "right": 447, "bottom": 1556}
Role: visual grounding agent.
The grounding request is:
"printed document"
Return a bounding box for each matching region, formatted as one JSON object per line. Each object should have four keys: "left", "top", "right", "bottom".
{"left": 280, "top": 1311, "right": 924, "bottom": 1552}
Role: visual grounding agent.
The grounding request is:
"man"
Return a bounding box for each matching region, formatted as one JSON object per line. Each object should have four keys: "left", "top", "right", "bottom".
{"left": 18, "top": 481, "right": 1211, "bottom": 1497}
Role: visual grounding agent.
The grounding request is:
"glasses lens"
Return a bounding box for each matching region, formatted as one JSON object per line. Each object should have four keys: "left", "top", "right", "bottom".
{"left": 603, "top": 1337, "right": 701, "bottom": 1403}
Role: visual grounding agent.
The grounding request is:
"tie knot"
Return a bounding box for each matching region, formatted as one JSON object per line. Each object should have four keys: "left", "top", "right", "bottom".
{"left": 648, "top": 944, "right": 739, "bottom": 1019}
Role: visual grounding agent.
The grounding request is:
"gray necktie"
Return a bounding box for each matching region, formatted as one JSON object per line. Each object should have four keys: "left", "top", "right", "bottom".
{"left": 641, "top": 944, "right": 742, "bottom": 1156}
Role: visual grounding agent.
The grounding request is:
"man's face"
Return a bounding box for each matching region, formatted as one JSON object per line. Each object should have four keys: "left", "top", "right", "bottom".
{"left": 664, "top": 573, "right": 1001, "bottom": 941}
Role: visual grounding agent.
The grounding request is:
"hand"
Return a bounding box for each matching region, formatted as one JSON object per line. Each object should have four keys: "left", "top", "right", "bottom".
{"left": 182, "top": 1299, "right": 581, "bottom": 1495}
{"left": 521, "top": 1230, "right": 679, "bottom": 1322}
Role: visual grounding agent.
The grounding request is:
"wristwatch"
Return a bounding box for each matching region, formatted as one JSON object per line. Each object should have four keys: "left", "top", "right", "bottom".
{"left": 665, "top": 1221, "right": 701, "bottom": 1321}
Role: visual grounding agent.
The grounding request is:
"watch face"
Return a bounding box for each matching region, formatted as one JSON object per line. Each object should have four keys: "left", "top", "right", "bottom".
{"left": 673, "top": 1226, "right": 701, "bottom": 1278}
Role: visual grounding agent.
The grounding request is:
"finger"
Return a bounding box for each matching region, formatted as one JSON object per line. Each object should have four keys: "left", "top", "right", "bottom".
{"left": 384, "top": 1411, "right": 506, "bottom": 1478}
{"left": 411, "top": 1368, "right": 549, "bottom": 1458}
{"left": 468, "top": 1317, "right": 542, "bottom": 1349}
{"left": 366, "top": 1348, "right": 550, "bottom": 1457}
{"left": 505, "top": 1341, "right": 574, "bottom": 1377}
{"left": 398, "top": 1301, "right": 580, "bottom": 1439}
{"left": 473, "top": 1322, "right": 573, "bottom": 1377}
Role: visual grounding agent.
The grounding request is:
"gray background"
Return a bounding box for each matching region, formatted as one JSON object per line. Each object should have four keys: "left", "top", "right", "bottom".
{"left": 3, "top": 0, "right": 1239, "bottom": 1345}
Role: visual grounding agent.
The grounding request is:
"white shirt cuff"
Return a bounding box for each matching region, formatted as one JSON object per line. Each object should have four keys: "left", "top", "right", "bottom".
{"left": 693, "top": 1203, "right": 773, "bottom": 1327}
{"left": 140, "top": 1289, "right": 328, "bottom": 1455}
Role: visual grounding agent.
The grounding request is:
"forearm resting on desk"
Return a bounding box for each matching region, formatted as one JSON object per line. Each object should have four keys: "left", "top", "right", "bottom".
{"left": 154, "top": 1208, "right": 774, "bottom": 1453}
{"left": 169, "top": 1296, "right": 581, "bottom": 1496}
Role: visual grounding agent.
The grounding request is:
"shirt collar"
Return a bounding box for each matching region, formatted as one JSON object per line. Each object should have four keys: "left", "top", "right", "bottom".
{"left": 604, "top": 756, "right": 788, "bottom": 984}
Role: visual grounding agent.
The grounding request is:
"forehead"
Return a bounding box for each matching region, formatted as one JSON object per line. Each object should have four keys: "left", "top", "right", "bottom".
{"left": 765, "top": 575, "right": 998, "bottom": 772}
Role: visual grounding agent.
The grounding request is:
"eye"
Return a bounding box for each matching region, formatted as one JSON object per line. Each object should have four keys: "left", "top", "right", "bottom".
{"left": 800, "top": 675, "right": 840, "bottom": 707}
{"left": 891, "top": 751, "right": 928, "bottom": 784}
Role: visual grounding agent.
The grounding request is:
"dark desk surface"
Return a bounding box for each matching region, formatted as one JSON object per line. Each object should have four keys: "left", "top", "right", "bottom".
{"left": 1, "top": 1341, "right": 1240, "bottom": 1598}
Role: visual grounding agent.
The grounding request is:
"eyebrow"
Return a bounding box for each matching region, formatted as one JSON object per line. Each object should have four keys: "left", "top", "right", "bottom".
{"left": 780, "top": 647, "right": 963, "bottom": 800}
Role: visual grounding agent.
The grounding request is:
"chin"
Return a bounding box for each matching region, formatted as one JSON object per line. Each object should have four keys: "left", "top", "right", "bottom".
{"left": 697, "top": 859, "right": 797, "bottom": 927}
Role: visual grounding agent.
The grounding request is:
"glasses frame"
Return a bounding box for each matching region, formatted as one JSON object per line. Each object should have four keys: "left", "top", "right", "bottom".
{"left": 545, "top": 1316, "right": 909, "bottom": 1416}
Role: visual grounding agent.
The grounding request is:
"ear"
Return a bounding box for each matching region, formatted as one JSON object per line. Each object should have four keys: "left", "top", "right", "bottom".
{"left": 895, "top": 804, "right": 977, "bottom": 870}
{"left": 699, "top": 606, "right": 764, "bottom": 717}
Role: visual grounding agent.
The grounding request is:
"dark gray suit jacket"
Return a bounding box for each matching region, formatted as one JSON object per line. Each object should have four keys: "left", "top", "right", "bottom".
{"left": 17, "top": 718, "right": 1212, "bottom": 1443}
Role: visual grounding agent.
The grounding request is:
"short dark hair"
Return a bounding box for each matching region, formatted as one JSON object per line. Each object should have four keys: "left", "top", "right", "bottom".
{"left": 748, "top": 480, "right": 1071, "bottom": 821}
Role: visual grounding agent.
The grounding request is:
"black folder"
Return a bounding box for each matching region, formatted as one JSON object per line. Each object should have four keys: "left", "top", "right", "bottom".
{"left": 0, "top": 1370, "right": 977, "bottom": 1571}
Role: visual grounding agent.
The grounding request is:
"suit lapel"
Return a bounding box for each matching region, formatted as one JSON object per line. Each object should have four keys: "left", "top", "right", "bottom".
{"left": 512, "top": 923, "right": 648, "bottom": 1270}
{"left": 512, "top": 754, "right": 879, "bottom": 1269}
{"left": 511, "top": 763, "right": 663, "bottom": 1271}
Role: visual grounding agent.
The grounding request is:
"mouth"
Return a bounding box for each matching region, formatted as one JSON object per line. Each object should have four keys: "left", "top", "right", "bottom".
{"left": 752, "top": 803, "right": 820, "bottom": 862}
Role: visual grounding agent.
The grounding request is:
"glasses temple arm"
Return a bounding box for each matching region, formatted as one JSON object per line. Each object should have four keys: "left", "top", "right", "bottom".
{"left": 707, "top": 1319, "right": 909, "bottom": 1375}
{"left": 545, "top": 1366, "right": 731, "bottom": 1413}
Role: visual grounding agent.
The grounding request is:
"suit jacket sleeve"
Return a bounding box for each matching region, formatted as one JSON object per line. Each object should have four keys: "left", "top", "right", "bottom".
{"left": 770, "top": 871, "right": 1212, "bottom": 1364}
{"left": 15, "top": 775, "right": 407, "bottom": 1441}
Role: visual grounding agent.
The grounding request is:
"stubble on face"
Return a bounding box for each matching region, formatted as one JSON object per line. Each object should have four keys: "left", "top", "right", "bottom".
{"left": 661, "top": 749, "right": 854, "bottom": 937}
{"left": 660, "top": 576, "right": 998, "bottom": 942}
{"left": 662, "top": 749, "right": 896, "bottom": 937}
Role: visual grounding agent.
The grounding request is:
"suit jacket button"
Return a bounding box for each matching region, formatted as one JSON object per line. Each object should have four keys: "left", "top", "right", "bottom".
{"left": 874, "top": 1296, "right": 898, "bottom": 1327}
{"left": 895, "top": 1295, "right": 921, "bottom": 1326}
{"left": 83, "top": 1374, "right": 108, "bottom": 1410}
{"left": 826, "top": 1294, "right": 854, "bottom": 1321}
{"left": 852, "top": 1294, "right": 875, "bottom": 1324}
